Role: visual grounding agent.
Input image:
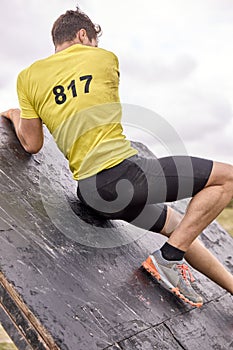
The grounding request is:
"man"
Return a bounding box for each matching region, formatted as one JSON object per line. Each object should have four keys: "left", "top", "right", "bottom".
{"left": 1, "top": 6, "right": 233, "bottom": 308}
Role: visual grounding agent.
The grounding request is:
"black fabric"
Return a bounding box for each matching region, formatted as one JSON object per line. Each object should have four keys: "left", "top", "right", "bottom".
{"left": 77, "top": 154, "right": 213, "bottom": 233}
{"left": 160, "top": 242, "right": 185, "bottom": 261}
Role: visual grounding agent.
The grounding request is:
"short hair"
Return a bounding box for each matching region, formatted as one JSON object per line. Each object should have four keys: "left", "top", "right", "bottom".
{"left": 51, "top": 6, "right": 102, "bottom": 47}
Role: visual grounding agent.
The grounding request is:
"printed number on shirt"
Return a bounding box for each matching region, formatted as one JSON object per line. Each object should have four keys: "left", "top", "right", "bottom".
{"left": 53, "top": 75, "right": 93, "bottom": 105}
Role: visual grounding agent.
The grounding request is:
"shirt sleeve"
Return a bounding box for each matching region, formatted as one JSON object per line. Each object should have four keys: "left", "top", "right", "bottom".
{"left": 17, "top": 69, "right": 40, "bottom": 119}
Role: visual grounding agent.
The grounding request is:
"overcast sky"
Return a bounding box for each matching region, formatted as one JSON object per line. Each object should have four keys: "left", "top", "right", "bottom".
{"left": 1, "top": 0, "right": 233, "bottom": 164}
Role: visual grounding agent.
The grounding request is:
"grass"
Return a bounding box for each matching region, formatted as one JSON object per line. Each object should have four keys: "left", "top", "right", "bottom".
{"left": 0, "top": 326, "right": 17, "bottom": 350}
{"left": 217, "top": 200, "right": 233, "bottom": 237}
{"left": 0, "top": 344, "right": 18, "bottom": 350}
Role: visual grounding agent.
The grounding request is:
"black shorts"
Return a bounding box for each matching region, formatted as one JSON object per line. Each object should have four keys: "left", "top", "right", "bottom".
{"left": 77, "top": 154, "right": 213, "bottom": 232}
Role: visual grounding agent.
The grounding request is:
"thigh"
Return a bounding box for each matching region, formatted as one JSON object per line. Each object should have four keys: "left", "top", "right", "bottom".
{"left": 123, "top": 203, "right": 168, "bottom": 233}
{"left": 77, "top": 154, "right": 213, "bottom": 218}
{"left": 150, "top": 155, "right": 213, "bottom": 202}
{"left": 118, "top": 155, "right": 213, "bottom": 203}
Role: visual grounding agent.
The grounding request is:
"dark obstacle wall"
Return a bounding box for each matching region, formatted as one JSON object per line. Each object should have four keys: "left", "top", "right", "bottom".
{"left": 0, "top": 117, "right": 233, "bottom": 350}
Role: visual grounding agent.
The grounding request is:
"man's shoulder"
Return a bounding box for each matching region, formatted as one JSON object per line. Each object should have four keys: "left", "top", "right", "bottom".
{"left": 17, "top": 54, "right": 55, "bottom": 84}
{"left": 94, "top": 46, "right": 118, "bottom": 60}
{"left": 89, "top": 46, "right": 119, "bottom": 68}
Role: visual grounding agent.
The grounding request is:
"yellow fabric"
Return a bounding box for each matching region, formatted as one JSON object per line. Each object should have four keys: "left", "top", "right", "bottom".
{"left": 17, "top": 44, "right": 137, "bottom": 180}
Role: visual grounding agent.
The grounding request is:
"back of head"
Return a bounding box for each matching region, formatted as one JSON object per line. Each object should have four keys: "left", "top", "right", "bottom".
{"left": 51, "top": 6, "right": 102, "bottom": 47}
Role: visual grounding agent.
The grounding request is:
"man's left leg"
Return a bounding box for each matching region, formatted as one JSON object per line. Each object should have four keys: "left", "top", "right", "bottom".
{"left": 160, "top": 206, "right": 233, "bottom": 295}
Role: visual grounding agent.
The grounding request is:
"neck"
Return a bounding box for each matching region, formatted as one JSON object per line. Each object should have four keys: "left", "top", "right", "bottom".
{"left": 55, "top": 41, "right": 77, "bottom": 53}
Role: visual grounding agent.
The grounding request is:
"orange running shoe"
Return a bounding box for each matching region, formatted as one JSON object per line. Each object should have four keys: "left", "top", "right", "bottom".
{"left": 142, "top": 250, "right": 203, "bottom": 308}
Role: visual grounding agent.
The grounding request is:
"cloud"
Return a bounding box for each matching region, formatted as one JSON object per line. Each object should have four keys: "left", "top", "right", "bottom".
{"left": 121, "top": 55, "right": 197, "bottom": 83}
{"left": 170, "top": 90, "right": 233, "bottom": 138}
{"left": 0, "top": 0, "right": 79, "bottom": 64}
{"left": 183, "top": 124, "right": 233, "bottom": 163}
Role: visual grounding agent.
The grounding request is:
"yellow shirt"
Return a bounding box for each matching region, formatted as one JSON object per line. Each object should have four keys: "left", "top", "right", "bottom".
{"left": 17, "top": 44, "right": 137, "bottom": 180}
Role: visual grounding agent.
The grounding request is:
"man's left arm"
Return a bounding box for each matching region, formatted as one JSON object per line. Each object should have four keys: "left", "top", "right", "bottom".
{"left": 1, "top": 108, "right": 44, "bottom": 154}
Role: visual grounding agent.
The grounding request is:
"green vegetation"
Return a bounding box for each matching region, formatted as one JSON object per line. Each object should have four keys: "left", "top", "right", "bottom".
{"left": 226, "top": 199, "right": 233, "bottom": 209}
{"left": 0, "top": 326, "right": 17, "bottom": 350}
{"left": 0, "top": 344, "right": 18, "bottom": 350}
{"left": 217, "top": 200, "right": 233, "bottom": 237}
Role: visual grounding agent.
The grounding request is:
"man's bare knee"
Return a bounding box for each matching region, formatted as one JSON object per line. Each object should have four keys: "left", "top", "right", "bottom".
{"left": 206, "top": 162, "right": 233, "bottom": 189}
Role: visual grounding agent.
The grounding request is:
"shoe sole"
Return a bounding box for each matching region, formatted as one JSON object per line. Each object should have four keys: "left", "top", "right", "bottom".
{"left": 142, "top": 256, "right": 203, "bottom": 308}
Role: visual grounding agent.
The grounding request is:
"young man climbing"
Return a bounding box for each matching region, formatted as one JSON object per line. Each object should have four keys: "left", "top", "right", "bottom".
{"left": 1, "top": 6, "right": 233, "bottom": 308}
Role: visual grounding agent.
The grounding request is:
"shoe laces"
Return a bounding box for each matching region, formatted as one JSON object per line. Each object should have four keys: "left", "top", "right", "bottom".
{"left": 177, "top": 264, "right": 195, "bottom": 284}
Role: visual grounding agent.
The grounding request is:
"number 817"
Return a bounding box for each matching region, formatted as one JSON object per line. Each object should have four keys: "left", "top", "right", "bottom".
{"left": 53, "top": 75, "right": 93, "bottom": 105}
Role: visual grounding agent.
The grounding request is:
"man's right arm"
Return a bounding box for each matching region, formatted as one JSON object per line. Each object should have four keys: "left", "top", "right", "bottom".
{"left": 1, "top": 108, "right": 44, "bottom": 154}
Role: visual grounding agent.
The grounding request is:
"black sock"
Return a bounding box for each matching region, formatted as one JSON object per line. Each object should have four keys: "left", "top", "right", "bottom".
{"left": 159, "top": 242, "right": 185, "bottom": 261}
